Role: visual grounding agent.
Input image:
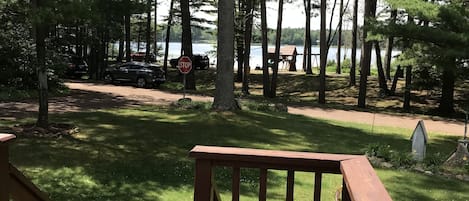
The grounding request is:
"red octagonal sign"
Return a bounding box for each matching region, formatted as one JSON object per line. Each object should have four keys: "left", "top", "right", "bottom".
{"left": 177, "top": 56, "right": 192, "bottom": 74}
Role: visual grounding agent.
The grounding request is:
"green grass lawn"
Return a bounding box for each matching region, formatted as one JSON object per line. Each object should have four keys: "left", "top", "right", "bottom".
{"left": 8, "top": 105, "right": 469, "bottom": 201}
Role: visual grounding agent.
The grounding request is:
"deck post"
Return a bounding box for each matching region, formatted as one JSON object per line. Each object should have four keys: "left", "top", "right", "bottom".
{"left": 193, "top": 159, "right": 212, "bottom": 201}
{"left": 314, "top": 172, "right": 322, "bottom": 201}
{"left": 342, "top": 179, "right": 351, "bottom": 201}
{"left": 0, "top": 134, "right": 15, "bottom": 201}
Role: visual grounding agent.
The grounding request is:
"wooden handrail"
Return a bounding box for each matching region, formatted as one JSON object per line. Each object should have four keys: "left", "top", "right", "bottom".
{"left": 0, "top": 133, "right": 50, "bottom": 201}
{"left": 190, "top": 145, "right": 392, "bottom": 201}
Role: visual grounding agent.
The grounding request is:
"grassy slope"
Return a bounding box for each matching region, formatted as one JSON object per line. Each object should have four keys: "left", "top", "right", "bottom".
{"left": 9, "top": 105, "right": 468, "bottom": 201}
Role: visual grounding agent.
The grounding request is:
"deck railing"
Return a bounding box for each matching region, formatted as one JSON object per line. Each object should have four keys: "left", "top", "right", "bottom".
{"left": 189, "top": 145, "right": 392, "bottom": 201}
{"left": 0, "top": 133, "right": 50, "bottom": 201}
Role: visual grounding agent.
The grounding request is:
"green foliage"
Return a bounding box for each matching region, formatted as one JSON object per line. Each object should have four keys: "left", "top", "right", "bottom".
{"left": 423, "top": 152, "right": 446, "bottom": 168}
{"left": 365, "top": 143, "right": 393, "bottom": 161}
{"left": 390, "top": 152, "right": 416, "bottom": 168}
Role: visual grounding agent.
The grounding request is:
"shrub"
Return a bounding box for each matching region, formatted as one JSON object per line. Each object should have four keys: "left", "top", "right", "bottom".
{"left": 365, "top": 143, "right": 393, "bottom": 161}
{"left": 390, "top": 152, "right": 416, "bottom": 168}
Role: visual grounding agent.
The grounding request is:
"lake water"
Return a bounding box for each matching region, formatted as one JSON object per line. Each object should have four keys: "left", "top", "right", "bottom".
{"left": 125, "top": 42, "right": 400, "bottom": 70}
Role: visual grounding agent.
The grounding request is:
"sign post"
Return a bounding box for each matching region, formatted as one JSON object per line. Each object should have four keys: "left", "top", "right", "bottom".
{"left": 177, "top": 56, "right": 192, "bottom": 100}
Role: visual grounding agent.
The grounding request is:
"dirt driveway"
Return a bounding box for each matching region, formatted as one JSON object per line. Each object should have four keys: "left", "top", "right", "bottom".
{"left": 1, "top": 81, "right": 465, "bottom": 136}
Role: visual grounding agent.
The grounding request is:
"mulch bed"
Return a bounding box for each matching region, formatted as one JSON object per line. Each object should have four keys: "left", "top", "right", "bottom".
{"left": 0, "top": 123, "right": 79, "bottom": 138}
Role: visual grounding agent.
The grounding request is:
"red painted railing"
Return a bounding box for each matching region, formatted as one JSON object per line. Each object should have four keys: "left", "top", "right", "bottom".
{"left": 190, "top": 145, "right": 392, "bottom": 201}
{"left": 0, "top": 134, "right": 50, "bottom": 201}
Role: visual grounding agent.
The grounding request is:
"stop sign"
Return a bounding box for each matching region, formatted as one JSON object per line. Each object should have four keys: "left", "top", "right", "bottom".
{"left": 177, "top": 56, "right": 192, "bottom": 74}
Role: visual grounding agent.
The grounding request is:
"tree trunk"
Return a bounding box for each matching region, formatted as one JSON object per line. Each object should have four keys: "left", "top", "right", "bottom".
{"left": 118, "top": 20, "right": 125, "bottom": 62}
{"left": 261, "top": 0, "right": 270, "bottom": 97}
{"left": 336, "top": 0, "right": 344, "bottom": 74}
{"left": 145, "top": 0, "right": 152, "bottom": 62}
{"left": 403, "top": 66, "right": 412, "bottom": 111}
{"left": 181, "top": 0, "right": 195, "bottom": 90}
{"left": 304, "top": 0, "right": 313, "bottom": 74}
{"left": 213, "top": 0, "right": 238, "bottom": 110}
{"left": 154, "top": 0, "right": 158, "bottom": 55}
{"left": 319, "top": 0, "right": 327, "bottom": 104}
{"left": 34, "top": 0, "right": 48, "bottom": 128}
{"left": 350, "top": 0, "right": 357, "bottom": 86}
{"left": 357, "top": 0, "right": 376, "bottom": 108}
{"left": 270, "top": 0, "right": 284, "bottom": 98}
{"left": 439, "top": 59, "right": 456, "bottom": 114}
{"left": 236, "top": 0, "right": 244, "bottom": 83}
{"left": 375, "top": 42, "right": 389, "bottom": 95}
{"left": 242, "top": 0, "right": 254, "bottom": 95}
{"left": 390, "top": 65, "right": 402, "bottom": 95}
{"left": 125, "top": 6, "right": 131, "bottom": 62}
{"left": 384, "top": 10, "right": 397, "bottom": 81}
{"left": 163, "top": 0, "right": 174, "bottom": 77}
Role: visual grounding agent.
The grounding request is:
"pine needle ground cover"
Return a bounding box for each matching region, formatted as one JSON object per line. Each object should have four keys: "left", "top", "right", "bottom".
{"left": 8, "top": 105, "right": 469, "bottom": 201}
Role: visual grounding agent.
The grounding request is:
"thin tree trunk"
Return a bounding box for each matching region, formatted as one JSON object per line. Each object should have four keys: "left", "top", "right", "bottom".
{"left": 118, "top": 20, "right": 125, "bottom": 62}
{"left": 357, "top": 0, "right": 376, "bottom": 108}
{"left": 145, "top": 0, "right": 152, "bottom": 62}
{"left": 242, "top": 0, "right": 254, "bottom": 95}
{"left": 319, "top": 0, "right": 327, "bottom": 104}
{"left": 336, "top": 0, "right": 343, "bottom": 74}
{"left": 163, "top": 0, "right": 174, "bottom": 77}
{"left": 375, "top": 42, "right": 389, "bottom": 95}
{"left": 181, "top": 0, "right": 195, "bottom": 90}
{"left": 270, "top": 0, "right": 284, "bottom": 98}
{"left": 350, "top": 0, "right": 358, "bottom": 86}
{"left": 213, "top": 0, "right": 237, "bottom": 110}
{"left": 403, "top": 66, "right": 412, "bottom": 111}
{"left": 137, "top": 21, "right": 142, "bottom": 52}
{"left": 154, "top": 0, "right": 158, "bottom": 55}
{"left": 384, "top": 10, "right": 397, "bottom": 80}
{"left": 305, "top": 0, "right": 313, "bottom": 74}
{"left": 125, "top": 7, "right": 131, "bottom": 62}
{"left": 261, "top": 0, "right": 270, "bottom": 97}
{"left": 33, "top": 0, "right": 48, "bottom": 128}
{"left": 236, "top": 0, "right": 244, "bottom": 82}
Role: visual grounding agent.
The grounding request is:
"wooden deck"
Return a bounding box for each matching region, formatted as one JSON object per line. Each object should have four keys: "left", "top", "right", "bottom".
{"left": 190, "top": 145, "right": 392, "bottom": 201}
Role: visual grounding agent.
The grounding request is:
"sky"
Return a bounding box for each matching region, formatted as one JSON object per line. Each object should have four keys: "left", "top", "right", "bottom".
{"left": 155, "top": 0, "right": 365, "bottom": 30}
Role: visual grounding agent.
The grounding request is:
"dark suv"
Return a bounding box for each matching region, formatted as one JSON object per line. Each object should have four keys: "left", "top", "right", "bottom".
{"left": 65, "top": 56, "right": 88, "bottom": 78}
{"left": 104, "top": 62, "right": 165, "bottom": 88}
{"left": 170, "top": 54, "right": 210, "bottom": 70}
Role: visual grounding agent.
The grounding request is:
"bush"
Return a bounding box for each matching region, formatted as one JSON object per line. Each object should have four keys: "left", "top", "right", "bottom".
{"left": 365, "top": 143, "right": 393, "bottom": 161}
{"left": 342, "top": 58, "right": 352, "bottom": 69}
{"left": 390, "top": 152, "right": 416, "bottom": 168}
{"left": 423, "top": 152, "right": 446, "bottom": 168}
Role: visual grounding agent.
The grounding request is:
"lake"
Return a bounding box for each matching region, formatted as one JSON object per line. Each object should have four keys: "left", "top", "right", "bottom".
{"left": 124, "top": 42, "right": 400, "bottom": 70}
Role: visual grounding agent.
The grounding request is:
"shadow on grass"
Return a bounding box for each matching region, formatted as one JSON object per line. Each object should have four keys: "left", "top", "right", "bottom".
{"left": 8, "top": 105, "right": 467, "bottom": 200}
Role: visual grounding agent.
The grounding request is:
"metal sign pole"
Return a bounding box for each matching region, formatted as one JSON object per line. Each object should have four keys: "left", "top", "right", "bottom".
{"left": 183, "top": 73, "right": 186, "bottom": 99}
{"left": 465, "top": 112, "right": 468, "bottom": 140}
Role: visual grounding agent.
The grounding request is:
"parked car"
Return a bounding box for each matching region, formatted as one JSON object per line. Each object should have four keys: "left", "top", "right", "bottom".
{"left": 65, "top": 56, "right": 88, "bottom": 78}
{"left": 103, "top": 62, "right": 165, "bottom": 88}
{"left": 131, "top": 52, "right": 156, "bottom": 62}
{"left": 170, "top": 54, "right": 210, "bottom": 70}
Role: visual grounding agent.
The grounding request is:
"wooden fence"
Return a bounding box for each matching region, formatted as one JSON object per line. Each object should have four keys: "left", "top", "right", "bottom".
{"left": 0, "top": 134, "right": 50, "bottom": 201}
{"left": 190, "top": 145, "right": 392, "bottom": 201}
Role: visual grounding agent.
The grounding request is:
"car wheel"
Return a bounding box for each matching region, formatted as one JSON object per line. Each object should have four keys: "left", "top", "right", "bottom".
{"left": 104, "top": 74, "right": 114, "bottom": 84}
{"left": 136, "top": 77, "right": 146, "bottom": 88}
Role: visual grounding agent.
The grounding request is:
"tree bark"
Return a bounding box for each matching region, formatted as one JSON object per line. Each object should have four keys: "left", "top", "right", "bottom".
{"left": 154, "top": 0, "right": 158, "bottom": 55}
{"left": 304, "top": 0, "right": 313, "bottom": 74}
{"left": 375, "top": 42, "right": 389, "bottom": 95}
{"left": 319, "top": 0, "right": 327, "bottom": 104}
{"left": 270, "top": 0, "right": 284, "bottom": 98}
{"left": 350, "top": 0, "right": 358, "bottom": 86}
{"left": 236, "top": 0, "right": 244, "bottom": 83}
{"left": 125, "top": 5, "right": 131, "bottom": 62}
{"left": 403, "top": 66, "right": 412, "bottom": 111}
{"left": 163, "top": 0, "right": 174, "bottom": 77}
{"left": 357, "top": 0, "right": 376, "bottom": 108}
{"left": 145, "top": 0, "right": 152, "bottom": 62}
{"left": 384, "top": 10, "right": 397, "bottom": 81}
{"left": 213, "top": 0, "right": 238, "bottom": 110}
{"left": 336, "top": 0, "right": 344, "bottom": 74}
{"left": 242, "top": 0, "right": 254, "bottom": 95}
{"left": 181, "top": 0, "right": 195, "bottom": 90}
{"left": 261, "top": 0, "right": 270, "bottom": 97}
{"left": 118, "top": 20, "right": 125, "bottom": 62}
{"left": 439, "top": 58, "right": 456, "bottom": 114}
{"left": 33, "top": 0, "right": 48, "bottom": 128}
